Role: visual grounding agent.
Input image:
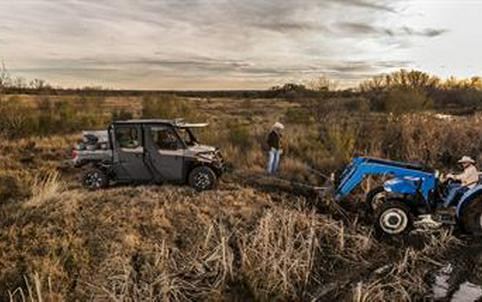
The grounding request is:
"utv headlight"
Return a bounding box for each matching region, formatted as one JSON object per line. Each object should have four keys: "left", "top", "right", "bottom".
{"left": 197, "top": 152, "right": 215, "bottom": 161}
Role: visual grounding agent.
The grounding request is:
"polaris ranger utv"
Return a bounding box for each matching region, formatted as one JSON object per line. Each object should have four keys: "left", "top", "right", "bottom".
{"left": 72, "top": 119, "right": 225, "bottom": 191}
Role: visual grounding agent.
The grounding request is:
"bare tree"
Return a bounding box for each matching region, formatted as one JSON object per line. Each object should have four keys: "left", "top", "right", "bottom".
{"left": 12, "top": 77, "right": 27, "bottom": 89}
{"left": 29, "top": 78, "right": 50, "bottom": 90}
{"left": 358, "top": 69, "right": 440, "bottom": 93}
{"left": 0, "top": 60, "right": 11, "bottom": 89}
{"left": 308, "top": 75, "right": 338, "bottom": 92}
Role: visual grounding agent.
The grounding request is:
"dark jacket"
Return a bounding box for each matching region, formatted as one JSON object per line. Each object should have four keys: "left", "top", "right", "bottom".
{"left": 267, "top": 130, "right": 281, "bottom": 150}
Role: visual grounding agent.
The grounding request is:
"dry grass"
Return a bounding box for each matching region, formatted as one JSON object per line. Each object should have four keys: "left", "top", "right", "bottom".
{"left": 0, "top": 95, "right": 480, "bottom": 301}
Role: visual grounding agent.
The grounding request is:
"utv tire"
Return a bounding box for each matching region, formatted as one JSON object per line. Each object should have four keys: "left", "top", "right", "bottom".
{"left": 461, "top": 196, "right": 482, "bottom": 236}
{"left": 366, "top": 186, "right": 386, "bottom": 213}
{"left": 81, "top": 168, "right": 109, "bottom": 190}
{"left": 375, "top": 200, "right": 413, "bottom": 237}
{"left": 188, "top": 166, "right": 217, "bottom": 191}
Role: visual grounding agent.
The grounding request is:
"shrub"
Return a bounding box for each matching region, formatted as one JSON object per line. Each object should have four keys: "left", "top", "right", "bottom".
{"left": 141, "top": 95, "right": 197, "bottom": 120}
{"left": 0, "top": 96, "right": 109, "bottom": 138}
{"left": 383, "top": 88, "right": 433, "bottom": 114}
{"left": 227, "top": 123, "right": 252, "bottom": 151}
{"left": 112, "top": 108, "right": 134, "bottom": 121}
{"left": 284, "top": 107, "right": 314, "bottom": 124}
{"left": 319, "top": 122, "right": 357, "bottom": 164}
{"left": 0, "top": 96, "right": 37, "bottom": 138}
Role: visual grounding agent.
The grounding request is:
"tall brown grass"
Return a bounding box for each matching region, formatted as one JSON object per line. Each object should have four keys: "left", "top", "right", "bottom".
{"left": 0, "top": 95, "right": 479, "bottom": 301}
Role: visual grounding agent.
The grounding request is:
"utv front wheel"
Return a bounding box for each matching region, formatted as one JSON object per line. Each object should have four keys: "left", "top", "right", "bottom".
{"left": 461, "top": 196, "right": 482, "bottom": 236}
{"left": 375, "top": 201, "right": 413, "bottom": 237}
{"left": 81, "top": 168, "right": 108, "bottom": 190}
{"left": 188, "top": 166, "right": 217, "bottom": 191}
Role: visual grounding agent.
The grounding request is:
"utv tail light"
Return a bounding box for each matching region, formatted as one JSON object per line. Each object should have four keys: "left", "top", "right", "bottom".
{"left": 72, "top": 149, "right": 78, "bottom": 159}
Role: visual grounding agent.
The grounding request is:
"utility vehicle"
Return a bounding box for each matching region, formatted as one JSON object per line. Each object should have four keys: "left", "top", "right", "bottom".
{"left": 72, "top": 119, "right": 225, "bottom": 191}
{"left": 332, "top": 157, "right": 482, "bottom": 237}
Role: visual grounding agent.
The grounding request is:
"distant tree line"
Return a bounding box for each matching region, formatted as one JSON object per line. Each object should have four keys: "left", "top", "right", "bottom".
{"left": 271, "top": 70, "right": 482, "bottom": 113}
{"left": 1, "top": 61, "right": 481, "bottom": 112}
{"left": 358, "top": 69, "right": 482, "bottom": 112}
{"left": 0, "top": 62, "right": 54, "bottom": 91}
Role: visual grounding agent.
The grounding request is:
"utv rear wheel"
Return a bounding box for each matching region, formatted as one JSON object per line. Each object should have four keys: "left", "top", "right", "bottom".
{"left": 188, "top": 166, "right": 217, "bottom": 191}
{"left": 81, "top": 168, "right": 108, "bottom": 190}
{"left": 375, "top": 201, "right": 413, "bottom": 237}
{"left": 461, "top": 196, "right": 482, "bottom": 236}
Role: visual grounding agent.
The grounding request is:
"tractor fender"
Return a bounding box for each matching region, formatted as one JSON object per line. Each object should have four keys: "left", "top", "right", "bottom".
{"left": 456, "top": 184, "right": 482, "bottom": 219}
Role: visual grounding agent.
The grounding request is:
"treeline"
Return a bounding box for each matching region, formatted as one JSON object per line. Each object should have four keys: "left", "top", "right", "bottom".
{"left": 0, "top": 62, "right": 274, "bottom": 98}
{"left": 358, "top": 69, "right": 482, "bottom": 112}
{"left": 271, "top": 70, "right": 482, "bottom": 113}
{"left": 1, "top": 62, "right": 481, "bottom": 111}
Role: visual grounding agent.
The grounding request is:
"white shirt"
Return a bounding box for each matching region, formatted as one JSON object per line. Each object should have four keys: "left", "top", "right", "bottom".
{"left": 454, "top": 165, "right": 479, "bottom": 189}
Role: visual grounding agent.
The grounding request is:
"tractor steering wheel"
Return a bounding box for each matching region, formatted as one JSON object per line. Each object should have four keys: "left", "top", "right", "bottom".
{"left": 440, "top": 176, "right": 461, "bottom": 197}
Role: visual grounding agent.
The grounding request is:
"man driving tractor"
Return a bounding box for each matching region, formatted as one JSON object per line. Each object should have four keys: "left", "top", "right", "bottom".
{"left": 444, "top": 156, "right": 480, "bottom": 205}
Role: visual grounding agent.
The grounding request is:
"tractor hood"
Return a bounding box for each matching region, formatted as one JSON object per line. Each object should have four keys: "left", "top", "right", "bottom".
{"left": 384, "top": 177, "right": 420, "bottom": 195}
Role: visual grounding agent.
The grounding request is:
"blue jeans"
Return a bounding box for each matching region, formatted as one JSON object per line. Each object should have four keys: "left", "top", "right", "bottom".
{"left": 267, "top": 149, "right": 281, "bottom": 174}
{"left": 444, "top": 184, "right": 469, "bottom": 206}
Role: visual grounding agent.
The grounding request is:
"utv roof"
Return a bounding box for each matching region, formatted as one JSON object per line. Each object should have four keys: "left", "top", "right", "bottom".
{"left": 112, "top": 119, "right": 208, "bottom": 128}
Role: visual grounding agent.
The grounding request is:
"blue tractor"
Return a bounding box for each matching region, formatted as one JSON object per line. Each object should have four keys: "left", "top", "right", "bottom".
{"left": 332, "top": 157, "right": 482, "bottom": 237}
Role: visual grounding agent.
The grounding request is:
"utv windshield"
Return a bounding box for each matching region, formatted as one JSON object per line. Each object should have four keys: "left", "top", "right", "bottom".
{"left": 176, "top": 128, "right": 199, "bottom": 146}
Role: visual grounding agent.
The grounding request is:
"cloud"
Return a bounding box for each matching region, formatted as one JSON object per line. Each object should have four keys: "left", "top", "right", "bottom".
{"left": 336, "top": 22, "right": 380, "bottom": 35}
{"left": 0, "top": 0, "right": 450, "bottom": 89}
{"left": 336, "top": 22, "right": 448, "bottom": 38}
{"left": 249, "top": 21, "right": 328, "bottom": 33}
{"left": 329, "top": 0, "right": 396, "bottom": 12}
{"left": 396, "top": 27, "right": 448, "bottom": 37}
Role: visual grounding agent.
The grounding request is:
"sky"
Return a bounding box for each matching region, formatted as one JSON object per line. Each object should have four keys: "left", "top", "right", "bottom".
{"left": 0, "top": 0, "right": 480, "bottom": 90}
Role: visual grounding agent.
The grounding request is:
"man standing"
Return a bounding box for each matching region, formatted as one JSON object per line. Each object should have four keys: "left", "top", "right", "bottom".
{"left": 444, "top": 156, "right": 479, "bottom": 205}
{"left": 266, "top": 122, "right": 284, "bottom": 174}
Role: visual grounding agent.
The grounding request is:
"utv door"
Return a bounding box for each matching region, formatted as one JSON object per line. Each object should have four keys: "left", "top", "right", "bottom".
{"left": 144, "top": 125, "right": 185, "bottom": 182}
{"left": 112, "top": 125, "right": 152, "bottom": 181}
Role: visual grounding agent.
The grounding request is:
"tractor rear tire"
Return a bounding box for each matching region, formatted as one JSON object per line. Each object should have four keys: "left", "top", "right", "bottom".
{"left": 81, "top": 168, "right": 109, "bottom": 190}
{"left": 188, "top": 166, "right": 217, "bottom": 191}
{"left": 461, "top": 196, "right": 482, "bottom": 236}
{"left": 375, "top": 200, "right": 414, "bottom": 237}
{"left": 366, "top": 186, "right": 386, "bottom": 213}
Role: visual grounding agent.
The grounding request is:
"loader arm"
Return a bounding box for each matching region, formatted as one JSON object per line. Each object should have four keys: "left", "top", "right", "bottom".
{"left": 334, "top": 157, "right": 436, "bottom": 203}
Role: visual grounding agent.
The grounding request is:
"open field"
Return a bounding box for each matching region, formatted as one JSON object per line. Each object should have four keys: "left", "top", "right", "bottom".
{"left": 0, "top": 94, "right": 481, "bottom": 301}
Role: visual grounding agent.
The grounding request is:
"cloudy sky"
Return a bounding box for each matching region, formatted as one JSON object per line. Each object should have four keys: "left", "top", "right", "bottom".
{"left": 0, "top": 0, "right": 480, "bottom": 89}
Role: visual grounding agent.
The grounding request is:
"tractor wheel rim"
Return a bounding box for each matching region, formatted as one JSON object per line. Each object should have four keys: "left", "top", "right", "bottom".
{"left": 379, "top": 208, "right": 408, "bottom": 235}
{"left": 194, "top": 172, "right": 210, "bottom": 189}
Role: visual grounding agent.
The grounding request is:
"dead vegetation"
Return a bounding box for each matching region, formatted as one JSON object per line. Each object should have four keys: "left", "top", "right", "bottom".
{"left": 0, "top": 95, "right": 481, "bottom": 301}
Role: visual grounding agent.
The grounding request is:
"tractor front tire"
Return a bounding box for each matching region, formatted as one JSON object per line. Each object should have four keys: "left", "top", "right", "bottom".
{"left": 81, "top": 168, "right": 109, "bottom": 190}
{"left": 461, "top": 196, "right": 482, "bottom": 236}
{"left": 188, "top": 166, "right": 217, "bottom": 191}
{"left": 366, "top": 186, "right": 386, "bottom": 213}
{"left": 375, "top": 200, "right": 414, "bottom": 238}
